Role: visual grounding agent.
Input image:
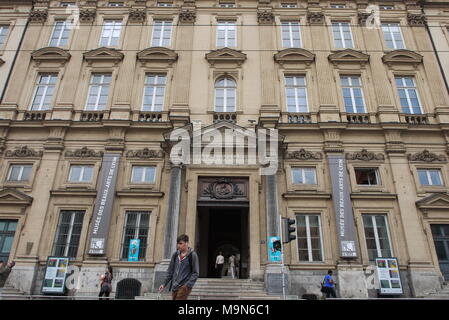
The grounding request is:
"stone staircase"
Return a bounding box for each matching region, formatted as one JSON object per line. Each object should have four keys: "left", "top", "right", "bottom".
{"left": 424, "top": 283, "right": 449, "bottom": 299}
{"left": 138, "top": 278, "right": 281, "bottom": 300}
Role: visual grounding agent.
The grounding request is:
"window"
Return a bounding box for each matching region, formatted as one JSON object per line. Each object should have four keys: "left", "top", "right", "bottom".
{"left": 121, "top": 211, "right": 150, "bottom": 261}
{"left": 292, "top": 167, "right": 316, "bottom": 185}
{"left": 68, "top": 165, "right": 94, "bottom": 183}
{"left": 85, "top": 74, "right": 111, "bottom": 111}
{"left": 220, "top": 3, "right": 235, "bottom": 8}
{"left": 215, "top": 77, "right": 236, "bottom": 112}
{"left": 340, "top": 76, "right": 366, "bottom": 113}
{"left": 418, "top": 169, "right": 443, "bottom": 186}
{"left": 60, "top": 2, "right": 76, "bottom": 7}
{"left": 7, "top": 164, "right": 32, "bottom": 182}
{"left": 380, "top": 5, "right": 394, "bottom": 10}
{"left": 332, "top": 22, "right": 354, "bottom": 48}
{"left": 296, "top": 214, "right": 323, "bottom": 262}
{"left": 281, "top": 3, "right": 297, "bottom": 8}
{"left": 0, "top": 25, "right": 9, "bottom": 48}
{"left": 395, "top": 77, "right": 422, "bottom": 114}
{"left": 49, "top": 20, "right": 71, "bottom": 47}
{"left": 355, "top": 168, "right": 380, "bottom": 185}
{"left": 0, "top": 220, "right": 18, "bottom": 264}
{"left": 131, "top": 166, "right": 156, "bottom": 183}
{"left": 151, "top": 20, "right": 172, "bottom": 47}
{"left": 142, "top": 74, "right": 166, "bottom": 111}
{"left": 158, "top": 2, "right": 174, "bottom": 6}
{"left": 52, "top": 210, "right": 84, "bottom": 258}
{"left": 108, "top": 2, "right": 124, "bottom": 6}
{"left": 30, "top": 74, "right": 58, "bottom": 111}
{"left": 331, "top": 4, "right": 346, "bottom": 8}
{"left": 100, "top": 20, "right": 122, "bottom": 46}
{"left": 382, "top": 23, "right": 405, "bottom": 49}
{"left": 285, "top": 76, "right": 308, "bottom": 112}
{"left": 281, "top": 21, "right": 301, "bottom": 48}
{"left": 362, "top": 215, "right": 392, "bottom": 261}
{"left": 217, "top": 21, "right": 236, "bottom": 48}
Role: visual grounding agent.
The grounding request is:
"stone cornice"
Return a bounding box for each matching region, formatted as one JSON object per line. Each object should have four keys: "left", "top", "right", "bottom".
{"left": 274, "top": 48, "right": 315, "bottom": 66}
{"left": 83, "top": 47, "right": 124, "bottom": 65}
{"left": 137, "top": 47, "right": 178, "bottom": 66}
{"left": 328, "top": 49, "right": 370, "bottom": 67}
{"left": 205, "top": 47, "right": 247, "bottom": 66}
{"left": 31, "top": 47, "right": 71, "bottom": 65}
{"left": 382, "top": 49, "right": 423, "bottom": 68}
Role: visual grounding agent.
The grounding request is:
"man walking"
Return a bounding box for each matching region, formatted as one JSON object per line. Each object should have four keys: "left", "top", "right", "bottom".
{"left": 215, "top": 252, "right": 224, "bottom": 278}
{"left": 0, "top": 261, "right": 15, "bottom": 295}
{"left": 159, "top": 234, "right": 199, "bottom": 300}
{"left": 322, "top": 270, "right": 337, "bottom": 299}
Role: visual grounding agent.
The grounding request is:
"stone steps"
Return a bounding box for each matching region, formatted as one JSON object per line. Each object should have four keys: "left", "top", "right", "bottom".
{"left": 425, "top": 284, "right": 449, "bottom": 298}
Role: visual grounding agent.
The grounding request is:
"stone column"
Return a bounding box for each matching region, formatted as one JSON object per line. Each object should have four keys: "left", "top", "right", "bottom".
{"left": 153, "top": 164, "right": 183, "bottom": 291}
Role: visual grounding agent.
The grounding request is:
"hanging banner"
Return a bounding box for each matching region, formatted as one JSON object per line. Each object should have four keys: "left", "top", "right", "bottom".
{"left": 42, "top": 256, "right": 69, "bottom": 294}
{"left": 376, "top": 257, "right": 403, "bottom": 295}
{"left": 87, "top": 153, "right": 121, "bottom": 255}
{"left": 268, "top": 236, "right": 282, "bottom": 262}
{"left": 128, "top": 239, "right": 141, "bottom": 262}
{"left": 328, "top": 155, "right": 358, "bottom": 258}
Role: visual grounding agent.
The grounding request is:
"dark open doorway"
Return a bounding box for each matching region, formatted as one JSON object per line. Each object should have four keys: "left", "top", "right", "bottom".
{"left": 196, "top": 206, "right": 249, "bottom": 279}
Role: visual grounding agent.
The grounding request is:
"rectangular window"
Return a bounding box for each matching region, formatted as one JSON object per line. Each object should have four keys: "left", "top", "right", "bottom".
{"left": 418, "top": 169, "right": 443, "bottom": 186}
{"left": 121, "top": 211, "right": 150, "bottom": 261}
{"left": 85, "top": 74, "right": 112, "bottom": 111}
{"left": 296, "top": 214, "right": 323, "bottom": 262}
{"left": 340, "top": 76, "right": 366, "bottom": 113}
{"left": 108, "top": 2, "right": 124, "bottom": 6}
{"left": 355, "top": 168, "right": 380, "bottom": 185}
{"left": 68, "top": 165, "right": 94, "bottom": 183}
{"left": 0, "top": 220, "right": 18, "bottom": 264}
{"left": 217, "top": 21, "right": 236, "bottom": 48}
{"left": 292, "top": 167, "right": 316, "bottom": 185}
{"left": 100, "top": 20, "right": 122, "bottom": 47}
{"left": 395, "top": 77, "right": 422, "bottom": 114}
{"left": 285, "top": 76, "right": 308, "bottom": 112}
{"left": 281, "top": 3, "right": 297, "bottom": 8}
{"left": 331, "top": 4, "right": 346, "bottom": 8}
{"left": 142, "top": 74, "right": 166, "bottom": 111}
{"left": 281, "top": 21, "right": 301, "bottom": 48}
{"left": 131, "top": 166, "right": 156, "bottom": 183}
{"left": 382, "top": 23, "right": 405, "bottom": 49}
{"left": 380, "top": 5, "right": 394, "bottom": 10}
{"left": 151, "top": 20, "right": 172, "bottom": 47}
{"left": 52, "top": 210, "right": 84, "bottom": 258}
{"left": 0, "top": 25, "right": 9, "bottom": 48}
{"left": 7, "top": 164, "right": 33, "bottom": 182}
{"left": 158, "top": 2, "right": 174, "bottom": 7}
{"left": 332, "top": 22, "right": 354, "bottom": 48}
{"left": 60, "top": 2, "right": 76, "bottom": 7}
{"left": 49, "top": 20, "right": 71, "bottom": 47}
{"left": 363, "top": 215, "right": 393, "bottom": 261}
{"left": 220, "top": 3, "right": 235, "bottom": 8}
{"left": 30, "top": 74, "right": 58, "bottom": 111}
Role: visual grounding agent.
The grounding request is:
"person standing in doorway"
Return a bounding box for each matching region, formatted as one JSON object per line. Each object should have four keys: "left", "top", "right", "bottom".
{"left": 322, "top": 270, "right": 337, "bottom": 299}
{"left": 159, "top": 234, "right": 199, "bottom": 300}
{"left": 228, "top": 254, "right": 236, "bottom": 279}
{"left": 215, "top": 252, "right": 224, "bottom": 278}
{"left": 98, "top": 266, "right": 113, "bottom": 300}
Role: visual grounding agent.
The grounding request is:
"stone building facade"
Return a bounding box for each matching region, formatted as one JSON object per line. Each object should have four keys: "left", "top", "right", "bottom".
{"left": 0, "top": 0, "right": 448, "bottom": 298}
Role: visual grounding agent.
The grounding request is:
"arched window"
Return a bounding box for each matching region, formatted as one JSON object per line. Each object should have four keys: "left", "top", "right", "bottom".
{"left": 215, "top": 77, "right": 236, "bottom": 112}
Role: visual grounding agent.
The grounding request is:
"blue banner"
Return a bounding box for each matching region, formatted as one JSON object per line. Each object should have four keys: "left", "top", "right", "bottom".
{"left": 128, "top": 239, "right": 140, "bottom": 262}
{"left": 268, "top": 236, "right": 282, "bottom": 262}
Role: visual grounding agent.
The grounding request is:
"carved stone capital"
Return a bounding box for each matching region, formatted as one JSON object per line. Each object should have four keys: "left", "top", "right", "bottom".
{"left": 407, "top": 13, "right": 426, "bottom": 26}
{"left": 129, "top": 9, "right": 146, "bottom": 24}
{"left": 29, "top": 9, "right": 48, "bottom": 23}
{"left": 257, "top": 10, "right": 275, "bottom": 25}
{"left": 179, "top": 9, "right": 196, "bottom": 24}
{"left": 79, "top": 9, "right": 96, "bottom": 23}
{"left": 407, "top": 150, "right": 447, "bottom": 162}
{"left": 346, "top": 149, "right": 385, "bottom": 161}
{"left": 307, "top": 12, "right": 324, "bottom": 25}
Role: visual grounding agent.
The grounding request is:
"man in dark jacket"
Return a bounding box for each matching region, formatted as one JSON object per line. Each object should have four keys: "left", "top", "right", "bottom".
{"left": 159, "top": 234, "right": 199, "bottom": 300}
{"left": 0, "top": 261, "right": 15, "bottom": 289}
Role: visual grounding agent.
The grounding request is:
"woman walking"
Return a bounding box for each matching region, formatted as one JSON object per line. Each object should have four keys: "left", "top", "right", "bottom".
{"left": 99, "top": 266, "right": 113, "bottom": 300}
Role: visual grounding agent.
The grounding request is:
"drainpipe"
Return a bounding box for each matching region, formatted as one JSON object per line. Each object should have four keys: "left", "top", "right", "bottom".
{"left": 421, "top": 4, "right": 449, "bottom": 95}
{"left": 0, "top": 0, "right": 33, "bottom": 103}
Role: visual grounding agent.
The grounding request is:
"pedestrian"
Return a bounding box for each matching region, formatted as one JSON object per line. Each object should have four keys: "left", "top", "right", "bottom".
{"left": 228, "top": 254, "right": 236, "bottom": 279}
{"left": 0, "top": 261, "right": 15, "bottom": 294}
{"left": 215, "top": 251, "right": 224, "bottom": 278}
{"left": 98, "top": 266, "right": 113, "bottom": 300}
{"left": 322, "top": 270, "right": 337, "bottom": 299}
{"left": 159, "top": 234, "right": 199, "bottom": 300}
{"left": 235, "top": 253, "right": 240, "bottom": 279}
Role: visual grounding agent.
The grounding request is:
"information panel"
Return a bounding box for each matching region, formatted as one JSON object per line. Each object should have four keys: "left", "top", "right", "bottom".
{"left": 375, "top": 257, "right": 403, "bottom": 295}
{"left": 42, "top": 256, "right": 69, "bottom": 294}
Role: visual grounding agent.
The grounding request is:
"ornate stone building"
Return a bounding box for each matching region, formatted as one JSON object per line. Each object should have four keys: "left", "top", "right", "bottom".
{"left": 0, "top": 0, "right": 449, "bottom": 298}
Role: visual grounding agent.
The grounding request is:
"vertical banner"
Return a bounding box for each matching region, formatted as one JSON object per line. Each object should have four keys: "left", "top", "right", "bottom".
{"left": 128, "top": 239, "right": 140, "bottom": 262}
{"left": 268, "top": 236, "right": 282, "bottom": 262}
{"left": 87, "top": 153, "right": 121, "bottom": 255}
{"left": 376, "top": 257, "right": 403, "bottom": 295}
{"left": 328, "top": 155, "right": 358, "bottom": 258}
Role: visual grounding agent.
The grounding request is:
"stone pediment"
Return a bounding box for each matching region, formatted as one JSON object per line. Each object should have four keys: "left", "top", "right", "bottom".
{"left": 328, "top": 49, "right": 370, "bottom": 66}
{"left": 83, "top": 47, "right": 124, "bottom": 64}
{"left": 31, "top": 47, "right": 71, "bottom": 64}
{"left": 274, "top": 48, "right": 315, "bottom": 66}
{"left": 205, "top": 48, "right": 247, "bottom": 66}
{"left": 382, "top": 49, "right": 423, "bottom": 68}
{"left": 416, "top": 193, "right": 449, "bottom": 210}
{"left": 137, "top": 47, "right": 178, "bottom": 66}
{"left": 0, "top": 188, "right": 33, "bottom": 206}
